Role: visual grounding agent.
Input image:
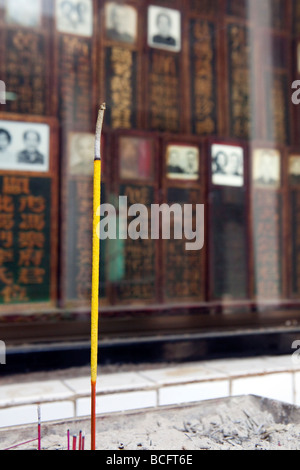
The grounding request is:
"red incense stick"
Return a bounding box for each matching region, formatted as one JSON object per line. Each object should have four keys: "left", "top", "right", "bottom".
{"left": 72, "top": 435, "right": 77, "bottom": 451}
{"left": 37, "top": 406, "right": 41, "bottom": 451}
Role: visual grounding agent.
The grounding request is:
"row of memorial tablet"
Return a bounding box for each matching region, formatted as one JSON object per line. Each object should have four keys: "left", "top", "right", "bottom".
{"left": 1, "top": 122, "right": 300, "bottom": 187}
{"left": 3, "top": 1, "right": 185, "bottom": 53}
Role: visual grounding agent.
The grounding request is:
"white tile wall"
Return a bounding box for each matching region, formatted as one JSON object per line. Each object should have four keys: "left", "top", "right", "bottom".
{"left": 64, "top": 372, "right": 154, "bottom": 396}
{"left": 0, "top": 404, "right": 38, "bottom": 428}
{"left": 231, "top": 372, "right": 294, "bottom": 404}
{"left": 76, "top": 390, "right": 157, "bottom": 417}
{"left": 1, "top": 355, "right": 300, "bottom": 429}
{"left": 0, "top": 380, "right": 73, "bottom": 408}
{"left": 140, "top": 363, "right": 227, "bottom": 386}
{"left": 40, "top": 401, "right": 75, "bottom": 423}
{"left": 205, "top": 357, "right": 273, "bottom": 377}
{"left": 159, "top": 380, "right": 230, "bottom": 406}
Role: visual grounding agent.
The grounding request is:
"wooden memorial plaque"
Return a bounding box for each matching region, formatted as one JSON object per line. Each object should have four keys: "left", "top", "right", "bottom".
{"left": 0, "top": 113, "right": 58, "bottom": 309}
{"left": 0, "top": 0, "right": 51, "bottom": 116}
{"left": 105, "top": 46, "right": 138, "bottom": 130}
{"left": 265, "top": 71, "right": 290, "bottom": 145}
{"left": 209, "top": 142, "right": 248, "bottom": 300}
{"left": 252, "top": 148, "right": 283, "bottom": 299}
{"left": 61, "top": 132, "right": 107, "bottom": 307}
{"left": 288, "top": 155, "right": 300, "bottom": 297}
{"left": 54, "top": 0, "right": 95, "bottom": 129}
{"left": 227, "top": 23, "right": 253, "bottom": 141}
{"left": 163, "top": 141, "right": 204, "bottom": 302}
{"left": 189, "top": 18, "right": 217, "bottom": 136}
{"left": 165, "top": 187, "right": 204, "bottom": 301}
{"left": 146, "top": 4, "right": 182, "bottom": 133}
{"left": 112, "top": 133, "right": 157, "bottom": 304}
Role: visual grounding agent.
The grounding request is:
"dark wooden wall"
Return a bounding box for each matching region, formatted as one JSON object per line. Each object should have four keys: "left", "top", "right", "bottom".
{"left": 1, "top": 0, "right": 300, "bottom": 345}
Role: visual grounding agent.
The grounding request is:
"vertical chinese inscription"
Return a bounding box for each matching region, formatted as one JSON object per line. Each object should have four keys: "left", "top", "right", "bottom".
{"left": 190, "top": 19, "right": 217, "bottom": 136}
{"left": 266, "top": 72, "right": 289, "bottom": 145}
{"left": 116, "top": 185, "right": 156, "bottom": 302}
{"left": 0, "top": 176, "right": 51, "bottom": 304}
{"left": 5, "top": 30, "right": 47, "bottom": 115}
{"left": 66, "top": 179, "right": 106, "bottom": 302}
{"left": 105, "top": 47, "right": 137, "bottom": 129}
{"left": 148, "top": 50, "right": 180, "bottom": 132}
{"left": 165, "top": 188, "right": 203, "bottom": 300}
{"left": 253, "top": 190, "right": 282, "bottom": 298}
{"left": 227, "top": 24, "right": 253, "bottom": 140}
{"left": 58, "top": 36, "right": 93, "bottom": 128}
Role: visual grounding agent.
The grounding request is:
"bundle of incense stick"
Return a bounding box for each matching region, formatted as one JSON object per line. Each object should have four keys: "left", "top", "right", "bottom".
{"left": 68, "top": 430, "right": 85, "bottom": 451}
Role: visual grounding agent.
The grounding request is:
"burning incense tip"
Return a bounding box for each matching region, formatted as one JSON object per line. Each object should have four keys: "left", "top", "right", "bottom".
{"left": 94, "top": 103, "right": 106, "bottom": 161}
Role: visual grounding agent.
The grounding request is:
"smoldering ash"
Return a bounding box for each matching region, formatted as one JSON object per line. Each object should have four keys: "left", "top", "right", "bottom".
{"left": 97, "top": 198, "right": 205, "bottom": 251}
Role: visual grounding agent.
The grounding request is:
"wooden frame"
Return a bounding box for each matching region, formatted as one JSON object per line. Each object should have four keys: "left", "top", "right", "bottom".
{"left": 161, "top": 135, "right": 206, "bottom": 304}
{"left": 206, "top": 137, "right": 251, "bottom": 302}
{"left": 110, "top": 128, "right": 159, "bottom": 306}
{"left": 249, "top": 140, "right": 287, "bottom": 302}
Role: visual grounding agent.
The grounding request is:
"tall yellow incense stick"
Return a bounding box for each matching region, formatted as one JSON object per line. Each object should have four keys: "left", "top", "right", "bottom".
{"left": 91, "top": 103, "right": 106, "bottom": 451}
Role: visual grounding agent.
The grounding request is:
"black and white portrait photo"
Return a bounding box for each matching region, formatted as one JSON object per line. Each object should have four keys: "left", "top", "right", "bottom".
{"left": 105, "top": 2, "right": 137, "bottom": 44}
{"left": 253, "top": 149, "right": 281, "bottom": 188}
{"left": 212, "top": 144, "right": 244, "bottom": 187}
{"left": 69, "top": 132, "right": 94, "bottom": 176}
{"left": 167, "top": 145, "right": 199, "bottom": 180}
{"left": 0, "top": 129, "right": 13, "bottom": 166}
{"left": 0, "top": 121, "right": 49, "bottom": 172}
{"left": 56, "top": 0, "right": 93, "bottom": 37}
{"left": 5, "top": 0, "right": 42, "bottom": 28}
{"left": 148, "top": 6, "right": 181, "bottom": 52}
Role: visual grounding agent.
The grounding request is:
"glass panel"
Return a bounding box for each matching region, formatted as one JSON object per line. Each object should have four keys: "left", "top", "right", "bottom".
{"left": 0, "top": 0, "right": 299, "bottom": 334}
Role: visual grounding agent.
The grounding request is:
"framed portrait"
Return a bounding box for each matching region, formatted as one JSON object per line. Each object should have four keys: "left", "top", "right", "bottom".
{"left": 289, "top": 155, "right": 300, "bottom": 186}
{"left": 5, "top": 0, "right": 42, "bottom": 28}
{"left": 55, "top": 0, "right": 93, "bottom": 37}
{"left": 252, "top": 148, "right": 281, "bottom": 188}
{"left": 211, "top": 144, "right": 244, "bottom": 187}
{"left": 167, "top": 145, "right": 199, "bottom": 180}
{"left": 148, "top": 5, "right": 181, "bottom": 52}
{"left": 0, "top": 120, "right": 50, "bottom": 173}
{"left": 68, "top": 132, "right": 95, "bottom": 176}
{"left": 105, "top": 2, "right": 137, "bottom": 44}
{"left": 119, "top": 136, "right": 154, "bottom": 180}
